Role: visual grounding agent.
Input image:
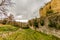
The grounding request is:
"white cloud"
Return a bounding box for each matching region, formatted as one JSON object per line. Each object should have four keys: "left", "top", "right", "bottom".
{"left": 0, "top": 0, "right": 2, "bottom": 4}
{"left": 15, "top": 15, "right": 23, "bottom": 20}
{"left": 15, "top": 20, "right": 28, "bottom": 22}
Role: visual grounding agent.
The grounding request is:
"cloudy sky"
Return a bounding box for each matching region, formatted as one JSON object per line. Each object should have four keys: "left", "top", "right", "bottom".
{"left": 0, "top": 0, "right": 51, "bottom": 22}
{"left": 14, "top": 0, "right": 51, "bottom": 20}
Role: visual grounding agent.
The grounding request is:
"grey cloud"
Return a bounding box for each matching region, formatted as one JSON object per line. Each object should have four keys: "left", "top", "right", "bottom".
{"left": 14, "top": 0, "right": 51, "bottom": 20}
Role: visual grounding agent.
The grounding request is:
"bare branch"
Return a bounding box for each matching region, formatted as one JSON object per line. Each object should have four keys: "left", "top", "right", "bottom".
{"left": 0, "top": 0, "right": 5, "bottom": 6}
{"left": 0, "top": 0, "right": 15, "bottom": 21}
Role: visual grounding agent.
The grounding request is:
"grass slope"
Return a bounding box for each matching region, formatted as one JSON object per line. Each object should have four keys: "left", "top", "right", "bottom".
{"left": 0, "top": 25, "right": 19, "bottom": 31}
{"left": 7, "top": 29, "right": 60, "bottom": 40}
{"left": 0, "top": 25, "right": 60, "bottom": 40}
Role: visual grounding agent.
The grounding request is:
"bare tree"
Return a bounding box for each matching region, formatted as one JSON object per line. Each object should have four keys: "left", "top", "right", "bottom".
{"left": 6, "top": 13, "right": 14, "bottom": 24}
{"left": 0, "top": 0, "right": 15, "bottom": 24}
{"left": 0, "top": 0, "right": 14, "bottom": 19}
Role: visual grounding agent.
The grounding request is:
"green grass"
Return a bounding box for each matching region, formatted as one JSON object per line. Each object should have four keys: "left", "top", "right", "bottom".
{"left": 6, "top": 29, "right": 60, "bottom": 40}
{"left": 0, "top": 25, "right": 19, "bottom": 31}
{"left": 0, "top": 25, "right": 60, "bottom": 40}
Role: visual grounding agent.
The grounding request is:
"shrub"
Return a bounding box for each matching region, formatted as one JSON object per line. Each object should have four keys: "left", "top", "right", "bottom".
{"left": 48, "top": 20, "right": 57, "bottom": 28}
{"left": 56, "top": 24, "right": 60, "bottom": 29}
{"left": 48, "top": 20, "right": 60, "bottom": 29}
{"left": 2, "top": 19, "right": 7, "bottom": 24}
{"left": 48, "top": 15, "right": 60, "bottom": 29}
{"left": 22, "top": 27, "right": 29, "bottom": 29}
{"left": 46, "top": 9, "right": 54, "bottom": 16}
{"left": 21, "top": 24, "right": 29, "bottom": 29}
{"left": 40, "top": 20, "right": 44, "bottom": 26}
{"left": 28, "top": 20, "right": 32, "bottom": 26}
{"left": 13, "top": 22, "right": 21, "bottom": 28}
{"left": 47, "top": 10, "right": 53, "bottom": 14}
{"left": 33, "top": 19, "right": 39, "bottom": 28}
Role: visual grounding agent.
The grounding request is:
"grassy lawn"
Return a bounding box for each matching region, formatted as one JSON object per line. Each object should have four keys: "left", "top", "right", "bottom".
{"left": 0, "top": 25, "right": 60, "bottom": 40}
{"left": 7, "top": 29, "right": 60, "bottom": 40}
{"left": 0, "top": 25, "right": 19, "bottom": 31}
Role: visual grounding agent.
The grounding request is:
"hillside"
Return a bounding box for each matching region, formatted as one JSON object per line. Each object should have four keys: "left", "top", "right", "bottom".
{"left": 0, "top": 25, "right": 59, "bottom": 40}
{"left": 0, "top": 0, "right": 60, "bottom": 40}
{"left": 39, "top": 0, "right": 60, "bottom": 17}
{"left": 7, "top": 29, "right": 60, "bottom": 40}
{"left": 0, "top": 26, "right": 60, "bottom": 40}
{"left": 31, "top": 0, "right": 60, "bottom": 38}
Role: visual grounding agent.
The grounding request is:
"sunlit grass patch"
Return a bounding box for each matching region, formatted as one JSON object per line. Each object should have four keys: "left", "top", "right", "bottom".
{"left": 0, "top": 25, "right": 19, "bottom": 31}
{"left": 0, "top": 25, "right": 59, "bottom": 40}
{"left": 7, "top": 28, "right": 60, "bottom": 40}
